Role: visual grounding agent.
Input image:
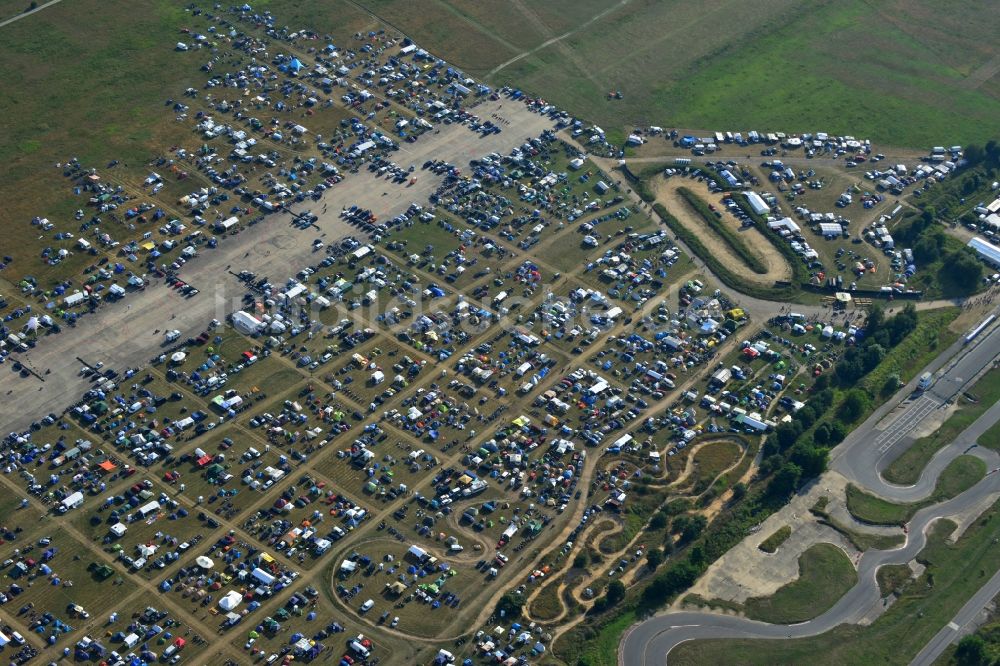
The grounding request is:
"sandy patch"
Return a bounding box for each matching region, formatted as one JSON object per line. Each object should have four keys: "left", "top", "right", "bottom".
{"left": 651, "top": 178, "right": 793, "bottom": 284}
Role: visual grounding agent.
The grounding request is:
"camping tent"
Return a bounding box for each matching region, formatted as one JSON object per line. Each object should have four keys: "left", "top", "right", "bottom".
{"left": 219, "top": 591, "right": 243, "bottom": 611}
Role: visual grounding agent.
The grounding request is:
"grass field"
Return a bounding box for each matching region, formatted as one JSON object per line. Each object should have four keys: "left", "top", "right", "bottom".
{"left": 742, "top": 543, "right": 856, "bottom": 624}
{"left": 983, "top": 418, "right": 1000, "bottom": 453}
{"left": 686, "top": 440, "right": 743, "bottom": 495}
{"left": 876, "top": 563, "right": 912, "bottom": 597}
{"left": 670, "top": 504, "right": 1000, "bottom": 665}
{"left": 846, "top": 455, "right": 986, "bottom": 526}
{"left": 355, "top": 0, "right": 1000, "bottom": 148}
{"left": 758, "top": 525, "right": 791, "bottom": 554}
{"left": 883, "top": 368, "right": 1000, "bottom": 484}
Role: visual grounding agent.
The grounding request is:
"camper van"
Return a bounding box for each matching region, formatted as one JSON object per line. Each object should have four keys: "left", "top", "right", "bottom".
{"left": 917, "top": 372, "right": 932, "bottom": 391}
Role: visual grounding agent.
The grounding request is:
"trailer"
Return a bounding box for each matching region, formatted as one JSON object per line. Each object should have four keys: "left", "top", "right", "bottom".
{"left": 965, "top": 314, "right": 996, "bottom": 344}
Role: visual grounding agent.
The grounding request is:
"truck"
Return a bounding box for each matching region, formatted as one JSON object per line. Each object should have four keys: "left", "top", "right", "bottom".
{"left": 58, "top": 491, "right": 84, "bottom": 514}
{"left": 917, "top": 372, "right": 932, "bottom": 391}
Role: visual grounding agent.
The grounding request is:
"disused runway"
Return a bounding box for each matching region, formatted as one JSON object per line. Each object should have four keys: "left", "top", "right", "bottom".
{"left": 0, "top": 99, "right": 554, "bottom": 431}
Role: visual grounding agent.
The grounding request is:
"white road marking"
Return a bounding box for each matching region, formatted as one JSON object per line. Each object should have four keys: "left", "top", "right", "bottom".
{"left": 875, "top": 395, "right": 940, "bottom": 453}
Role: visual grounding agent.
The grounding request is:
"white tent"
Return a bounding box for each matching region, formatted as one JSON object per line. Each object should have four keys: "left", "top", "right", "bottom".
{"left": 196, "top": 555, "right": 215, "bottom": 570}
{"left": 219, "top": 590, "right": 243, "bottom": 611}
{"left": 170, "top": 352, "right": 187, "bottom": 364}
{"left": 232, "top": 310, "right": 264, "bottom": 335}
{"left": 251, "top": 567, "right": 275, "bottom": 586}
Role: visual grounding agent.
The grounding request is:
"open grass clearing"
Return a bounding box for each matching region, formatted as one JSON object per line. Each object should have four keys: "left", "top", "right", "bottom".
{"left": 742, "top": 543, "right": 856, "bottom": 624}
{"left": 876, "top": 563, "right": 912, "bottom": 597}
{"left": 846, "top": 455, "right": 986, "bottom": 526}
{"left": 685, "top": 439, "right": 743, "bottom": 495}
{"left": 529, "top": 576, "right": 564, "bottom": 621}
{"left": 883, "top": 367, "right": 1000, "bottom": 484}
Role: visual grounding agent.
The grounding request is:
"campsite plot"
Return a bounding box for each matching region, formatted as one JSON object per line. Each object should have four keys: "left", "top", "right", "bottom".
{"left": 332, "top": 536, "right": 486, "bottom": 639}
{"left": 71, "top": 481, "right": 208, "bottom": 582}
{"left": 101, "top": 596, "right": 210, "bottom": 665}
{"left": 0, "top": 527, "right": 136, "bottom": 636}
{"left": 227, "top": 580, "right": 398, "bottom": 665}
{"left": 543, "top": 205, "right": 658, "bottom": 274}
{"left": 319, "top": 338, "right": 424, "bottom": 406}
{"left": 382, "top": 215, "right": 512, "bottom": 291}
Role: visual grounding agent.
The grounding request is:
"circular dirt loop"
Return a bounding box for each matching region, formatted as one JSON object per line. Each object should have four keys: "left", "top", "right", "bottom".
{"left": 652, "top": 178, "right": 793, "bottom": 284}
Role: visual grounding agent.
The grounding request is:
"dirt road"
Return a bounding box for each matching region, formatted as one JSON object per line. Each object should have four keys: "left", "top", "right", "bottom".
{"left": 652, "top": 178, "right": 793, "bottom": 283}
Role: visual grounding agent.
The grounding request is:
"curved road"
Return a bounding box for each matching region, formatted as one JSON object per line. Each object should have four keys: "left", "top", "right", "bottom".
{"left": 620, "top": 318, "right": 1000, "bottom": 665}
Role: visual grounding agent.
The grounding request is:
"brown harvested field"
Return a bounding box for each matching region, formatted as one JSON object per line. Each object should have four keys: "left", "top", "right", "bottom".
{"left": 652, "top": 179, "right": 793, "bottom": 284}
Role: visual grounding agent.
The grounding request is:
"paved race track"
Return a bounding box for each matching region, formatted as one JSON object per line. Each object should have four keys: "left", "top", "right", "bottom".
{"left": 620, "top": 318, "right": 1000, "bottom": 665}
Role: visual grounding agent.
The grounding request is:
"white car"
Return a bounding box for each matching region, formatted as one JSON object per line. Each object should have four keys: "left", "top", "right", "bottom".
{"left": 359, "top": 599, "right": 374, "bottom": 613}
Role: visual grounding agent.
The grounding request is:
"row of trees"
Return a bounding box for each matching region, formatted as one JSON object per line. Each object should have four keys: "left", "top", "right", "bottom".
{"left": 833, "top": 304, "right": 917, "bottom": 385}
{"left": 962, "top": 140, "right": 1000, "bottom": 171}
{"left": 761, "top": 305, "right": 922, "bottom": 501}
{"left": 895, "top": 206, "right": 984, "bottom": 297}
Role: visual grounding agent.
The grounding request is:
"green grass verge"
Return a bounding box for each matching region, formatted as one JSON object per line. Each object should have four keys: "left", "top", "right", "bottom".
{"left": 743, "top": 544, "right": 856, "bottom": 624}
{"left": 670, "top": 504, "right": 1000, "bottom": 665}
{"left": 983, "top": 418, "right": 1000, "bottom": 453}
{"left": 883, "top": 367, "right": 1000, "bottom": 484}
{"left": 682, "top": 593, "right": 745, "bottom": 614}
{"left": 847, "top": 455, "right": 987, "bottom": 526}
{"left": 675, "top": 187, "right": 768, "bottom": 275}
{"left": 876, "top": 564, "right": 913, "bottom": 597}
{"left": 758, "top": 526, "right": 792, "bottom": 554}
{"left": 570, "top": 609, "right": 636, "bottom": 666}
{"left": 817, "top": 518, "right": 905, "bottom": 552}
{"left": 859, "top": 307, "right": 960, "bottom": 398}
